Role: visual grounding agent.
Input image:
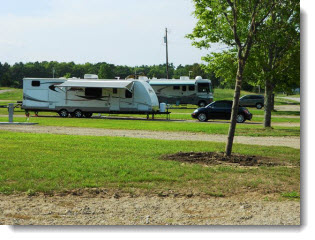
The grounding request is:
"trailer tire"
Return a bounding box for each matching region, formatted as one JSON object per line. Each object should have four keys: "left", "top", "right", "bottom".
{"left": 58, "top": 109, "right": 69, "bottom": 118}
{"left": 73, "top": 109, "right": 83, "bottom": 118}
{"left": 84, "top": 112, "right": 93, "bottom": 118}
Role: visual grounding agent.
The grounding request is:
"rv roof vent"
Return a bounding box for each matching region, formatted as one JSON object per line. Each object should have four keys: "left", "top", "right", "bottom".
{"left": 195, "top": 76, "right": 202, "bottom": 80}
{"left": 180, "top": 76, "right": 190, "bottom": 80}
{"left": 84, "top": 74, "right": 98, "bottom": 79}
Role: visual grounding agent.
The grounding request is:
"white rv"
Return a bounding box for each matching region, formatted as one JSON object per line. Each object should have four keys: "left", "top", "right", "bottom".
{"left": 148, "top": 76, "right": 213, "bottom": 107}
{"left": 22, "top": 78, "right": 159, "bottom": 117}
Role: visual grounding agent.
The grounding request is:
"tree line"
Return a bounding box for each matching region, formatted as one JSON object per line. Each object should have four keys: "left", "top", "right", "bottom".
{"left": 0, "top": 61, "right": 216, "bottom": 89}
{"left": 0, "top": 59, "right": 297, "bottom": 93}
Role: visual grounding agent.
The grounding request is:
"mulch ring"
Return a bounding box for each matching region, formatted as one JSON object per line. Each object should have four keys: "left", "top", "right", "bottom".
{"left": 162, "top": 152, "right": 284, "bottom": 167}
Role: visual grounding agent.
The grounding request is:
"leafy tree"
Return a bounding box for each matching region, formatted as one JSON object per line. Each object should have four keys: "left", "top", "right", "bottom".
{"left": 250, "top": 0, "right": 300, "bottom": 127}
{"left": 187, "top": 0, "right": 276, "bottom": 156}
{"left": 0, "top": 62, "right": 12, "bottom": 87}
{"left": 98, "top": 63, "right": 114, "bottom": 79}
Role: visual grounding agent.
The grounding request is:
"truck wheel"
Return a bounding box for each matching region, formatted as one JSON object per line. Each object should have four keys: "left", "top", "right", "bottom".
{"left": 84, "top": 112, "right": 93, "bottom": 118}
{"left": 197, "top": 113, "right": 208, "bottom": 122}
{"left": 73, "top": 109, "right": 83, "bottom": 118}
{"left": 59, "top": 109, "right": 69, "bottom": 118}
{"left": 256, "top": 103, "right": 263, "bottom": 109}
{"left": 198, "top": 101, "right": 206, "bottom": 107}
{"left": 236, "top": 114, "right": 245, "bottom": 123}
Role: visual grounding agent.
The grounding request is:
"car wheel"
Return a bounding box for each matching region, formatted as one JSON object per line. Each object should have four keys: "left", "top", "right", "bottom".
{"left": 73, "top": 109, "right": 83, "bottom": 118}
{"left": 197, "top": 113, "right": 208, "bottom": 122}
{"left": 198, "top": 101, "right": 206, "bottom": 107}
{"left": 236, "top": 114, "right": 245, "bottom": 123}
{"left": 256, "top": 103, "right": 263, "bottom": 109}
{"left": 58, "top": 109, "right": 69, "bottom": 118}
{"left": 84, "top": 112, "right": 93, "bottom": 118}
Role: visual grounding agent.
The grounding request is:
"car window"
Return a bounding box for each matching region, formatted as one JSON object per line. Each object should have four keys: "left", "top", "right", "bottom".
{"left": 214, "top": 102, "right": 226, "bottom": 108}
{"left": 249, "top": 95, "right": 263, "bottom": 99}
{"left": 225, "top": 102, "right": 232, "bottom": 108}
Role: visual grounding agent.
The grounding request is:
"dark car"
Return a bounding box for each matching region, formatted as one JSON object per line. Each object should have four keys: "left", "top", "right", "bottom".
{"left": 239, "top": 95, "right": 264, "bottom": 109}
{"left": 191, "top": 100, "right": 252, "bottom": 123}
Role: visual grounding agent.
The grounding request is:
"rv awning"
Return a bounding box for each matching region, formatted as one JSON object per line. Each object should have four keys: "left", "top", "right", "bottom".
{"left": 57, "top": 80, "right": 134, "bottom": 91}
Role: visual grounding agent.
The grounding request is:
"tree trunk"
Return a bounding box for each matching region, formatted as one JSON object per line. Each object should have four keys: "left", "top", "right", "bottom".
{"left": 225, "top": 58, "right": 244, "bottom": 156}
{"left": 264, "top": 78, "right": 273, "bottom": 128}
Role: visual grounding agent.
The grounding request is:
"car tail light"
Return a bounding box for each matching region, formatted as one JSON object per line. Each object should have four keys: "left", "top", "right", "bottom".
{"left": 243, "top": 109, "right": 249, "bottom": 114}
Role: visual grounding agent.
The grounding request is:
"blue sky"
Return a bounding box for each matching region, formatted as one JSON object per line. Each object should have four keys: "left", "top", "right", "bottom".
{"left": 0, "top": 0, "right": 223, "bottom": 66}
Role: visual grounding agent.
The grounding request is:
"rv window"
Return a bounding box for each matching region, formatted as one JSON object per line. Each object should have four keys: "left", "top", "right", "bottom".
{"left": 173, "top": 86, "right": 180, "bottom": 90}
{"left": 198, "top": 83, "right": 210, "bottom": 92}
{"left": 182, "top": 86, "right": 187, "bottom": 91}
{"left": 32, "top": 81, "right": 40, "bottom": 87}
{"left": 85, "top": 88, "right": 102, "bottom": 97}
{"left": 113, "top": 88, "right": 117, "bottom": 94}
{"left": 189, "top": 85, "right": 195, "bottom": 91}
{"left": 125, "top": 90, "right": 133, "bottom": 98}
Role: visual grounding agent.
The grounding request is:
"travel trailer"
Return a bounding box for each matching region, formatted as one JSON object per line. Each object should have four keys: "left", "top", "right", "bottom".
{"left": 22, "top": 78, "right": 159, "bottom": 117}
{"left": 147, "top": 76, "right": 213, "bottom": 107}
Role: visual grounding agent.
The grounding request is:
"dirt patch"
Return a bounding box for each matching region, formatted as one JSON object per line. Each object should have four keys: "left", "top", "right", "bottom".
{"left": 163, "top": 152, "right": 283, "bottom": 167}
{"left": 0, "top": 192, "right": 300, "bottom": 225}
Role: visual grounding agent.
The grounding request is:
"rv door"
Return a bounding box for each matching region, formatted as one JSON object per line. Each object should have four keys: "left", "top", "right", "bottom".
{"left": 110, "top": 88, "right": 120, "bottom": 111}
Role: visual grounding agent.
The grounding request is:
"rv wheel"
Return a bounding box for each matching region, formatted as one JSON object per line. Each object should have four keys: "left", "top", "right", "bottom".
{"left": 59, "top": 109, "right": 69, "bottom": 118}
{"left": 84, "top": 112, "right": 93, "bottom": 118}
{"left": 74, "top": 109, "right": 83, "bottom": 118}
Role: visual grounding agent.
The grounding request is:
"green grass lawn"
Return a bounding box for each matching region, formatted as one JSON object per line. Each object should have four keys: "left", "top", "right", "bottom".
{"left": 0, "top": 131, "right": 300, "bottom": 199}
{"left": 0, "top": 107, "right": 300, "bottom": 124}
{"left": 0, "top": 116, "right": 300, "bottom": 137}
{"left": 0, "top": 88, "right": 23, "bottom": 100}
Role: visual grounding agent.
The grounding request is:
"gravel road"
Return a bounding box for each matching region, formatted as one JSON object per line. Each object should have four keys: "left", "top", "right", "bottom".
{"left": 279, "top": 97, "right": 300, "bottom": 103}
{"left": 0, "top": 125, "right": 300, "bottom": 149}
{"left": 0, "top": 89, "right": 13, "bottom": 94}
{"left": 0, "top": 193, "right": 300, "bottom": 225}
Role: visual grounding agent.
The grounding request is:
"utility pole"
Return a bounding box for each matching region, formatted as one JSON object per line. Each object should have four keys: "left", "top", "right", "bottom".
{"left": 164, "top": 28, "right": 169, "bottom": 79}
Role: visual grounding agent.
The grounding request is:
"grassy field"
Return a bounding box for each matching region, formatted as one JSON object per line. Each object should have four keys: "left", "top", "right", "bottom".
{"left": 0, "top": 88, "right": 23, "bottom": 100}
{"left": 0, "top": 131, "right": 300, "bottom": 199}
{"left": 0, "top": 108, "right": 300, "bottom": 124}
{"left": 0, "top": 116, "right": 300, "bottom": 137}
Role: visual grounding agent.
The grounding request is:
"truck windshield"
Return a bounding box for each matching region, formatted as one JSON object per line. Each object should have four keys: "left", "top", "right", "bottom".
{"left": 198, "top": 83, "right": 211, "bottom": 93}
